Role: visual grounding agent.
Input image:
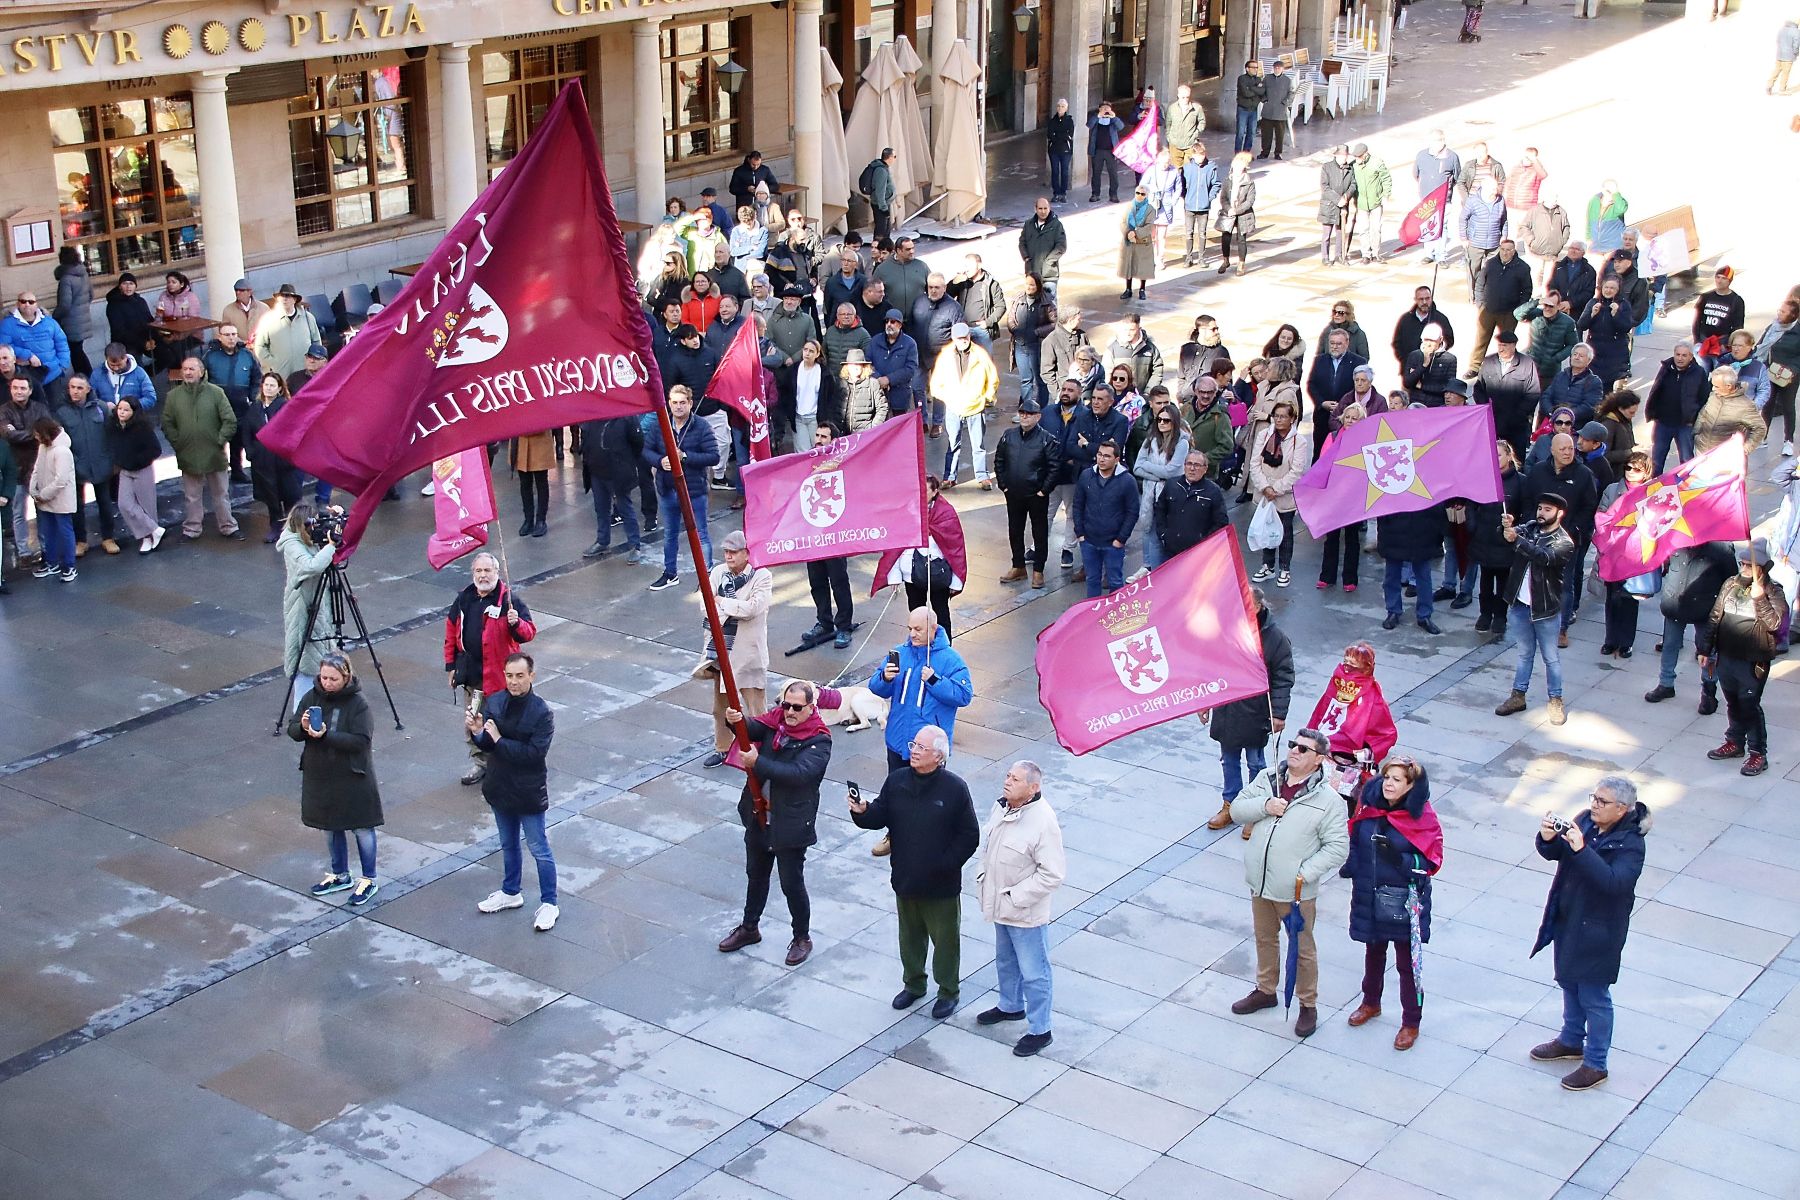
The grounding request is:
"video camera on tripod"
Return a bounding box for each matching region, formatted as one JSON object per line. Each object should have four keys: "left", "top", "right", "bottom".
{"left": 304, "top": 508, "right": 349, "bottom": 546}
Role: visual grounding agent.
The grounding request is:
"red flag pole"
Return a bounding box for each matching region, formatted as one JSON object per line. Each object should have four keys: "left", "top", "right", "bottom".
{"left": 654, "top": 403, "right": 768, "bottom": 823}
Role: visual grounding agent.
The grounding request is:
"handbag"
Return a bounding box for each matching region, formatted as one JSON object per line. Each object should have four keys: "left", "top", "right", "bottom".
{"left": 1373, "top": 884, "right": 1410, "bottom": 926}
{"left": 1770, "top": 362, "right": 1796, "bottom": 388}
{"left": 910, "top": 550, "right": 951, "bottom": 591}
{"left": 1228, "top": 401, "right": 1249, "bottom": 428}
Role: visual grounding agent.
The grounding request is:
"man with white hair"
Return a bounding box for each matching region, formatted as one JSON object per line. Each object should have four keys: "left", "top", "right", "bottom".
{"left": 1401, "top": 325, "right": 1459, "bottom": 407}
{"left": 849, "top": 724, "right": 979, "bottom": 1020}
{"left": 976, "top": 760, "right": 1066, "bottom": 1057}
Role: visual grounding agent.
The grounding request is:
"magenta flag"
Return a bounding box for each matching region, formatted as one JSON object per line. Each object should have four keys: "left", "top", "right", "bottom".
{"left": 1113, "top": 108, "right": 1160, "bottom": 176}
{"left": 1293, "top": 406, "right": 1503, "bottom": 539}
{"left": 260, "top": 82, "right": 661, "bottom": 559}
{"left": 426, "top": 449, "right": 496, "bottom": 571}
{"left": 740, "top": 411, "right": 928, "bottom": 568}
{"left": 706, "top": 320, "right": 772, "bottom": 463}
{"left": 1594, "top": 435, "right": 1749, "bottom": 582}
{"left": 1035, "top": 529, "right": 1268, "bottom": 756}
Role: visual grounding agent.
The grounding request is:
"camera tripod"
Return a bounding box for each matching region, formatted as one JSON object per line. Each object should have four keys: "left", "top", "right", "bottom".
{"left": 271, "top": 561, "right": 405, "bottom": 734}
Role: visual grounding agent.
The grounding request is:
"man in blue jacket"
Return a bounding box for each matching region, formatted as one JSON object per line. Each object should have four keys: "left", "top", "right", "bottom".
{"left": 91, "top": 342, "right": 159, "bottom": 413}
{"left": 203, "top": 323, "right": 260, "bottom": 481}
{"left": 642, "top": 385, "right": 720, "bottom": 591}
{"left": 1073, "top": 439, "right": 1139, "bottom": 596}
{"left": 870, "top": 607, "right": 974, "bottom": 775}
{"left": 866, "top": 309, "right": 920, "bottom": 417}
{"left": 0, "top": 291, "right": 71, "bottom": 393}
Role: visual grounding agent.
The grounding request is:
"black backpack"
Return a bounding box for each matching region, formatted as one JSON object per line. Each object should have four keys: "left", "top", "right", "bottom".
{"left": 858, "top": 159, "right": 879, "bottom": 197}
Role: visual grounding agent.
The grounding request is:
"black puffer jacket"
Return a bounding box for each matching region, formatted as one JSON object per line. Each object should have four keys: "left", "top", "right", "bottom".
{"left": 994, "top": 423, "right": 1057, "bottom": 495}
{"left": 1532, "top": 802, "right": 1650, "bottom": 986}
{"left": 1660, "top": 543, "right": 1737, "bottom": 626}
{"left": 1209, "top": 609, "right": 1293, "bottom": 749}
{"left": 1345, "top": 771, "right": 1437, "bottom": 944}
{"left": 1376, "top": 505, "right": 1448, "bottom": 563}
{"left": 287, "top": 679, "right": 383, "bottom": 832}
{"left": 738, "top": 712, "right": 832, "bottom": 852}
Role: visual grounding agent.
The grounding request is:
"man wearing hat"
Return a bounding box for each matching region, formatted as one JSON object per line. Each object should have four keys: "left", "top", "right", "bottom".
{"left": 1350, "top": 143, "right": 1392, "bottom": 264}
{"left": 698, "top": 186, "right": 731, "bottom": 232}
{"left": 1697, "top": 540, "right": 1787, "bottom": 777}
{"left": 1496, "top": 491, "right": 1576, "bottom": 725}
{"left": 701, "top": 529, "right": 773, "bottom": 769}
{"left": 218, "top": 280, "right": 268, "bottom": 350}
{"left": 253, "top": 284, "right": 322, "bottom": 380}
{"left": 994, "top": 397, "right": 1055, "bottom": 588}
{"left": 1524, "top": 430, "right": 1600, "bottom": 646}
{"left": 1440, "top": 377, "right": 1470, "bottom": 405}
{"left": 1474, "top": 328, "right": 1543, "bottom": 454}
{"left": 930, "top": 323, "right": 998, "bottom": 489}
{"left": 867, "top": 308, "right": 921, "bottom": 421}
{"left": 1467, "top": 237, "right": 1534, "bottom": 378}
{"left": 1317, "top": 145, "right": 1358, "bottom": 267}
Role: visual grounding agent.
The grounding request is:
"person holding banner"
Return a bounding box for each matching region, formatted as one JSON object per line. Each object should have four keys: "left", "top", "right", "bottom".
{"left": 1598, "top": 454, "right": 1653, "bottom": 659}
{"left": 643, "top": 385, "right": 720, "bottom": 593}
{"left": 445, "top": 553, "right": 537, "bottom": 787}
{"left": 876, "top": 477, "right": 968, "bottom": 638}
{"left": 801, "top": 423, "right": 856, "bottom": 650}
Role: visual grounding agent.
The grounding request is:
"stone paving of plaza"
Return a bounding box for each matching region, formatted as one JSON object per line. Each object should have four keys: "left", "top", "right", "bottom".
{"left": 3, "top": 4, "right": 1800, "bottom": 1199}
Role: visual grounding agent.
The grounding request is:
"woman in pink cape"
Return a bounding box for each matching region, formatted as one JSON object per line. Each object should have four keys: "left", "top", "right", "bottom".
{"left": 1308, "top": 641, "right": 1398, "bottom": 816}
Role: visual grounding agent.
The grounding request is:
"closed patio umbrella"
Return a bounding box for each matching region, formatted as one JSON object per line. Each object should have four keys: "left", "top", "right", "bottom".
{"left": 890, "top": 36, "right": 934, "bottom": 201}
{"left": 844, "top": 43, "right": 926, "bottom": 224}
{"left": 929, "top": 40, "right": 986, "bottom": 226}
{"left": 820, "top": 48, "right": 852, "bottom": 233}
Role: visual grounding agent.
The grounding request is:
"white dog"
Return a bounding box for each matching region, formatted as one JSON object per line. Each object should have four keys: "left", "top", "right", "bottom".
{"left": 815, "top": 685, "right": 889, "bottom": 732}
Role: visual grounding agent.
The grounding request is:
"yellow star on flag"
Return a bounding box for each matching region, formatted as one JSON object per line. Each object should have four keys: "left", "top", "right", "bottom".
{"left": 1334, "top": 417, "right": 1442, "bottom": 510}
{"left": 1613, "top": 477, "right": 1709, "bottom": 563}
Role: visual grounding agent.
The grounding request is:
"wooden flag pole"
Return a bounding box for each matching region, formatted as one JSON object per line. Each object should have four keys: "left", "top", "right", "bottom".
{"left": 654, "top": 403, "right": 768, "bottom": 823}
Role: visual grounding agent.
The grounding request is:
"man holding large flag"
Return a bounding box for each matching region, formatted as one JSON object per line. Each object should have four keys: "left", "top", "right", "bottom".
{"left": 705, "top": 317, "right": 773, "bottom": 467}
{"left": 260, "top": 84, "right": 663, "bottom": 558}
{"left": 1406, "top": 131, "right": 1460, "bottom": 263}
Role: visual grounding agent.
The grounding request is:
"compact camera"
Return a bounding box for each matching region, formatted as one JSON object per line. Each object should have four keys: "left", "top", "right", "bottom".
{"left": 1548, "top": 815, "right": 1574, "bottom": 835}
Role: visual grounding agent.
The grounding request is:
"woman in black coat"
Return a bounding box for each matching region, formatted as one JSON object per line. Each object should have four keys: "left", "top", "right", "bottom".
{"left": 1344, "top": 756, "right": 1442, "bottom": 1049}
{"left": 243, "top": 372, "right": 304, "bottom": 542}
{"left": 1577, "top": 276, "right": 1635, "bottom": 392}
{"left": 287, "top": 653, "right": 383, "bottom": 905}
{"left": 103, "top": 272, "right": 156, "bottom": 365}
{"left": 1469, "top": 441, "right": 1526, "bottom": 636}
{"left": 716, "top": 680, "right": 834, "bottom": 965}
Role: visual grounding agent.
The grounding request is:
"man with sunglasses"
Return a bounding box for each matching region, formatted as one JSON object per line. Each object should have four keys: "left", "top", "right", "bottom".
{"left": 1529, "top": 774, "right": 1649, "bottom": 1091}
{"left": 1, "top": 293, "right": 71, "bottom": 395}
{"left": 1228, "top": 728, "right": 1347, "bottom": 1039}
{"left": 717, "top": 681, "right": 834, "bottom": 967}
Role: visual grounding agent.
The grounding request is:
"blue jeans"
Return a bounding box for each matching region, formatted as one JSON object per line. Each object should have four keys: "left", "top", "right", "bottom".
{"left": 1559, "top": 982, "right": 1614, "bottom": 1071}
{"left": 658, "top": 487, "right": 713, "bottom": 577}
{"left": 328, "top": 828, "right": 378, "bottom": 878}
{"left": 732, "top": 426, "right": 751, "bottom": 496}
{"left": 1509, "top": 602, "right": 1564, "bottom": 698}
{"left": 1048, "top": 151, "right": 1072, "bottom": 197}
{"left": 1650, "top": 422, "right": 1695, "bottom": 474}
{"left": 1444, "top": 538, "right": 1477, "bottom": 596}
{"left": 1234, "top": 107, "right": 1258, "bottom": 152}
{"left": 1384, "top": 558, "right": 1435, "bottom": 620}
{"left": 1014, "top": 341, "right": 1043, "bottom": 408}
{"left": 1658, "top": 617, "right": 1719, "bottom": 691}
{"left": 1560, "top": 536, "right": 1588, "bottom": 630}
{"left": 492, "top": 806, "right": 557, "bottom": 905}
{"left": 1220, "top": 744, "right": 1267, "bottom": 806}
{"left": 590, "top": 477, "right": 640, "bottom": 550}
{"left": 36, "top": 511, "right": 74, "bottom": 570}
{"left": 995, "top": 922, "right": 1054, "bottom": 1035}
{"left": 1080, "top": 540, "right": 1125, "bottom": 596}
{"left": 944, "top": 411, "right": 989, "bottom": 483}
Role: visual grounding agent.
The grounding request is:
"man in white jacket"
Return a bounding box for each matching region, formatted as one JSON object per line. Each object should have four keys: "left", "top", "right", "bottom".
{"left": 1228, "top": 728, "right": 1349, "bottom": 1039}
{"left": 975, "top": 760, "right": 1066, "bottom": 1057}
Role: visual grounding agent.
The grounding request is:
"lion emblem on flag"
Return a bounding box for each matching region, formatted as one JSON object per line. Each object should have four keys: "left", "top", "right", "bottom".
{"left": 1108, "top": 628, "right": 1169, "bottom": 695}
{"left": 1634, "top": 486, "right": 1684, "bottom": 543}
{"left": 1363, "top": 438, "right": 1416, "bottom": 495}
{"left": 431, "top": 284, "right": 511, "bottom": 369}
{"left": 799, "top": 469, "right": 846, "bottom": 528}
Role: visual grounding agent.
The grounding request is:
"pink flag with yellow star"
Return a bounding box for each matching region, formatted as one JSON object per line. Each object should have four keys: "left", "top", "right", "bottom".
{"left": 1593, "top": 435, "right": 1749, "bottom": 583}
{"left": 1293, "top": 406, "right": 1503, "bottom": 538}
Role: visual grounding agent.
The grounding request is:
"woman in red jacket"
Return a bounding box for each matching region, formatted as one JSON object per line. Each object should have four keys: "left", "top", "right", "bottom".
{"left": 443, "top": 553, "right": 537, "bottom": 785}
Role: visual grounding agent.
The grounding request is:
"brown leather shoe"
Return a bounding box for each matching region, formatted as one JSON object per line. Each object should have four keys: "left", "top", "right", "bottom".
{"left": 999, "top": 567, "right": 1027, "bottom": 583}
{"left": 1348, "top": 1004, "right": 1382, "bottom": 1027}
{"left": 1230, "top": 988, "right": 1278, "bottom": 1015}
{"left": 1071, "top": 568, "right": 1087, "bottom": 582}
{"left": 1560, "top": 1064, "right": 1608, "bottom": 1090}
{"left": 101, "top": 539, "right": 121, "bottom": 555}
{"left": 1557, "top": 630, "right": 1570, "bottom": 649}
{"left": 1295, "top": 1006, "right": 1319, "bottom": 1038}
{"left": 1529, "top": 1038, "right": 1583, "bottom": 1061}
{"left": 1206, "top": 802, "right": 1234, "bottom": 830}
{"left": 1030, "top": 570, "right": 1044, "bottom": 589}
{"left": 871, "top": 835, "right": 892, "bottom": 857}
{"left": 717, "top": 924, "right": 761, "bottom": 953}
{"left": 1393, "top": 1025, "right": 1419, "bottom": 1051}
{"left": 785, "top": 936, "right": 813, "bottom": 966}
{"left": 1241, "top": 824, "right": 1253, "bottom": 840}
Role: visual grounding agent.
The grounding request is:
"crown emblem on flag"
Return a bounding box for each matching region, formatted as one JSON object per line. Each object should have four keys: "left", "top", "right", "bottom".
{"left": 1099, "top": 597, "right": 1154, "bottom": 638}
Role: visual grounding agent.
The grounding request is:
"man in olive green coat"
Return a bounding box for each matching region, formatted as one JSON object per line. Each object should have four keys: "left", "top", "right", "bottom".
{"left": 163, "top": 354, "right": 242, "bottom": 540}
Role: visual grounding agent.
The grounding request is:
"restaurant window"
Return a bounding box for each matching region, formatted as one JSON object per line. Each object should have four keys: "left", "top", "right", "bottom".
{"left": 288, "top": 66, "right": 418, "bottom": 238}
{"left": 661, "top": 19, "right": 741, "bottom": 164}
{"left": 50, "top": 96, "right": 202, "bottom": 277}
{"left": 483, "top": 41, "right": 589, "bottom": 180}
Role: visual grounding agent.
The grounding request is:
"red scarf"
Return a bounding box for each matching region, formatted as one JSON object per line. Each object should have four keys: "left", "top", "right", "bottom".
{"left": 1350, "top": 799, "right": 1445, "bottom": 872}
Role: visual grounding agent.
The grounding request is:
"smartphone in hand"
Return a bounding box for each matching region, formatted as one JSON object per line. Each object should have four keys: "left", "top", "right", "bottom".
{"left": 305, "top": 705, "right": 324, "bottom": 731}
{"left": 847, "top": 781, "right": 863, "bottom": 808}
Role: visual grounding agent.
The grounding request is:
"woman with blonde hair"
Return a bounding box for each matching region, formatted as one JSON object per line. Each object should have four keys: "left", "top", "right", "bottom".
{"left": 730, "top": 205, "right": 768, "bottom": 275}
{"left": 1215, "top": 152, "right": 1258, "bottom": 276}
{"left": 1344, "top": 753, "right": 1443, "bottom": 1050}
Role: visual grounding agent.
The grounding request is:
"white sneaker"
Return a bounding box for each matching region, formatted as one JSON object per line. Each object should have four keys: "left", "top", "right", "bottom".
{"left": 477, "top": 890, "right": 524, "bottom": 913}
{"left": 421, "top": 480, "right": 436, "bottom": 496}
{"left": 1785, "top": 441, "right": 1794, "bottom": 458}
{"left": 149, "top": 526, "right": 165, "bottom": 551}
{"left": 533, "top": 903, "right": 559, "bottom": 931}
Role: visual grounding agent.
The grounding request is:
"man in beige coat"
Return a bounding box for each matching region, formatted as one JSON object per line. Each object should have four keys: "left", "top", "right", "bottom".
{"left": 701, "top": 529, "right": 773, "bottom": 767}
{"left": 1228, "top": 727, "right": 1348, "bottom": 1039}
{"left": 975, "top": 760, "right": 1066, "bottom": 1057}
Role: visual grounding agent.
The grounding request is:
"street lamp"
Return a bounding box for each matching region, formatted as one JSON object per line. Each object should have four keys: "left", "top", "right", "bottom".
{"left": 715, "top": 57, "right": 747, "bottom": 95}
{"left": 1013, "top": 3, "right": 1036, "bottom": 33}
{"left": 326, "top": 116, "right": 362, "bottom": 167}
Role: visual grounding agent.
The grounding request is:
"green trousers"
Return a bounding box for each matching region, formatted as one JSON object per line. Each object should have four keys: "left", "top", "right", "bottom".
{"left": 897, "top": 895, "right": 962, "bottom": 998}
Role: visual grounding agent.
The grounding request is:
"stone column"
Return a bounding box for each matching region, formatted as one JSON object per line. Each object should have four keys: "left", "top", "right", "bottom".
{"left": 794, "top": 0, "right": 824, "bottom": 224}
{"left": 1218, "top": 0, "right": 1256, "bottom": 120}
{"left": 437, "top": 42, "right": 481, "bottom": 221}
{"left": 632, "top": 19, "right": 669, "bottom": 227}
{"left": 189, "top": 70, "right": 243, "bottom": 304}
{"left": 1143, "top": 0, "right": 1183, "bottom": 93}
{"left": 1297, "top": 0, "right": 1328, "bottom": 63}
{"left": 1049, "top": 0, "right": 1094, "bottom": 190}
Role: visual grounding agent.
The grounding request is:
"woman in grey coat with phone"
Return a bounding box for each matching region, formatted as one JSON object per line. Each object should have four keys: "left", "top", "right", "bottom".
{"left": 288, "top": 652, "right": 384, "bottom": 906}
